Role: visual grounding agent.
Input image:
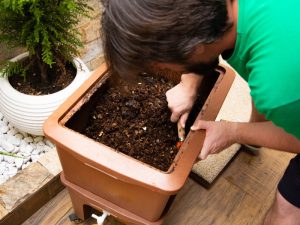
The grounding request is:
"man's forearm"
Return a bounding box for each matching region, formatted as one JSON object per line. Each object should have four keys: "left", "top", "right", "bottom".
{"left": 181, "top": 73, "right": 204, "bottom": 91}
{"left": 235, "top": 121, "right": 300, "bottom": 153}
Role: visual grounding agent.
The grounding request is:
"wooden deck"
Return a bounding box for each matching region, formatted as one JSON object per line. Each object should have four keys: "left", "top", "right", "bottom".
{"left": 23, "top": 148, "right": 295, "bottom": 225}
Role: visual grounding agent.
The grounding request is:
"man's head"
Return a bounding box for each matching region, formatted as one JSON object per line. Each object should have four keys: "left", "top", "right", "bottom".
{"left": 101, "top": 0, "right": 232, "bottom": 78}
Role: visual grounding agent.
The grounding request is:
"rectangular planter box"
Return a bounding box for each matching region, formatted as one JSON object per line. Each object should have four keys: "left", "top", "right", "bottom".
{"left": 44, "top": 63, "right": 235, "bottom": 225}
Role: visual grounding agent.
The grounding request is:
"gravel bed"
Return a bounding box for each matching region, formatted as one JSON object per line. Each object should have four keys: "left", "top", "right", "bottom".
{"left": 0, "top": 111, "right": 55, "bottom": 185}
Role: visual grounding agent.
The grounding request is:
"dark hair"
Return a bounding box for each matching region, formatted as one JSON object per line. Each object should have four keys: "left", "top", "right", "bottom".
{"left": 101, "top": 0, "right": 230, "bottom": 78}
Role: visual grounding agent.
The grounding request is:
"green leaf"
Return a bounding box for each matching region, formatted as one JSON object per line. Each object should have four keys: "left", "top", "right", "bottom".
{"left": 0, "top": 151, "right": 24, "bottom": 158}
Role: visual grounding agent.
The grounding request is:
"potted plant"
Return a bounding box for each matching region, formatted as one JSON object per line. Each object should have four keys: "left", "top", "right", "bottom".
{"left": 43, "top": 63, "right": 235, "bottom": 224}
{"left": 0, "top": 0, "right": 92, "bottom": 136}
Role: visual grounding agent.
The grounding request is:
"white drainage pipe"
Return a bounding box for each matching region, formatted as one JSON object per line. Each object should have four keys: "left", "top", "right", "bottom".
{"left": 92, "top": 211, "right": 110, "bottom": 225}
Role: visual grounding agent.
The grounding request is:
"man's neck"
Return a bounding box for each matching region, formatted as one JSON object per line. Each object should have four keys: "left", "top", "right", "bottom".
{"left": 222, "top": 0, "right": 238, "bottom": 51}
{"left": 219, "top": 0, "right": 238, "bottom": 59}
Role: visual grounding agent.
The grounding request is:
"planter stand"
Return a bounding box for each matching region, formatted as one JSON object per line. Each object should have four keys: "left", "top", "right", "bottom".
{"left": 62, "top": 174, "right": 164, "bottom": 225}
{"left": 44, "top": 63, "right": 235, "bottom": 224}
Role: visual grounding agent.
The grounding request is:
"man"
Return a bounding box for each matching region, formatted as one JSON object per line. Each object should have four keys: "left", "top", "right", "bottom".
{"left": 101, "top": 0, "right": 300, "bottom": 224}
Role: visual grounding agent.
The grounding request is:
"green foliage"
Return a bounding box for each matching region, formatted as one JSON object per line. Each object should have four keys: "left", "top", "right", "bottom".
{"left": 0, "top": 0, "right": 92, "bottom": 81}
{"left": 0, "top": 60, "right": 27, "bottom": 79}
{"left": 0, "top": 150, "right": 24, "bottom": 158}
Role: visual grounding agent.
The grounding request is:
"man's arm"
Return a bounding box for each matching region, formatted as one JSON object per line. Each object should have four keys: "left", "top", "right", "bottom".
{"left": 236, "top": 121, "right": 300, "bottom": 153}
{"left": 191, "top": 120, "right": 300, "bottom": 160}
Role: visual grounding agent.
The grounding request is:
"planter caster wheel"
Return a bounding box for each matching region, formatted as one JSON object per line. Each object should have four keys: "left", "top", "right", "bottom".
{"left": 69, "top": 213, "right": 83, "bottom": 224}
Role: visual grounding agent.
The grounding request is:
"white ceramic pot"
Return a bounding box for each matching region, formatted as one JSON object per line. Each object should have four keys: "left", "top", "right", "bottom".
{"left": 0, "top": 52, "right": 90, "bottom": 136}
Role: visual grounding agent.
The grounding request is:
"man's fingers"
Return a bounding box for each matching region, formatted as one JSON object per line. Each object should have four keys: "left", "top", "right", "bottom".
{"left": 191, "top": 120, "right": 209, "bottom": 131}
{"left": 179, "top": 112, "right": 189, "bottom": 128}
{"left": 170, "top": 112, "right": 180, "bottom": 123}
{"left": 199, "top": 140, "right": 209, "bottom": 160}
{"left": 194, "top": 120, "right": 210, "bottom": 159}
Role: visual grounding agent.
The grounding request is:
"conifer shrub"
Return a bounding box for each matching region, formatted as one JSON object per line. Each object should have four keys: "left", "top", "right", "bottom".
{"left": 0, "top": 0, "right": 91, "bottom": 84}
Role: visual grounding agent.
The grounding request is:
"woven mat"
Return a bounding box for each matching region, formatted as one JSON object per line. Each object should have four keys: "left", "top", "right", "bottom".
{"left": 190, "top": 74, "right": 251, "bottom": 187}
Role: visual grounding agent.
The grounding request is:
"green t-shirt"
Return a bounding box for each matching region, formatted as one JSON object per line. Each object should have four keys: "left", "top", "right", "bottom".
{"left": 227, "top": 0, "right": 300, "bottom": 139}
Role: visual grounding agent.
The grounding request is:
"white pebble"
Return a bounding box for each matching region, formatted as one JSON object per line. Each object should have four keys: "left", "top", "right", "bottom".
{"left": 2, "top": 134, "right": 8, "bottom": 141}
{"left": 2, "top": 118, "right": 8, "bottom": 126}
{"left": 0, "top": 126, "right": 9, "bottom": 134}
{"left": 0, "top": 112, "right": 3, "bottom": 120}
{"left": 1, "top": 140, "right": 15, "bottom": 152}
{"left": 31, "top": 149, "right": 39, "bottom": 155}
{"left": 19, "top": 144, "right": 26, "bottom": 152}
{"left": 36, "top": 141, "right": 45, "bottom": 146}
{"left": 4, "top": 155, "right": 15, "bottom": 164}
{"left": 7, "top": 128, "right": 17, "bottom": 136}
{"left": 0, "top": 163, "right": 5, "bottom": 174}
{"left": 22, "top": 163, "right": 29, "bottom": 170}
{"left": 34, "top": 136, "right": 44, "bottom": 142}
{"left": 14, "top": 158, "right": 23, "bottom": 169}
{"left": 0, "top": 155, "right": 3, "bottom": 162}
{"left": 21, "top": 151, "right": 31, "bottom": 157}
{"left": 45, "top": 140, "right": 55, "bottom": 148}
{"left": 2, "top": 174, "right": 9, "bottom": 180}
{"left": 20, "top": 140, "right": 27, "bottom": 147}
{"left": 36, "top": 146, "right": 44, "bottom": 154}
{"left": 19, "top": 131, "right": 29, "bottom": 137}
{"left": 30, "top": 144, "right": 37, "bottom": 151}
{"left": 15, "top": 133, "right": 23, "bottom": 139}
{"left": 12, "top": 146, "right": 20, "bottom": 154}
{"left": 7, "top": 136, "right": 21, "bottom": 146}
{"left": 24, "top": 145, "right": 33, "bottom": 154}
{"left": 3, "top": 170, "right": 10, "bottom": 176}
{"left": 7, "top": 163, "right": 15, "bottom": 170}
{"left": 0, "top": 161, "right": 7, "bottom": 168}
{"left": 4, "top": 167, "right": 18, "bottom": 177}
{"left": 43, "top": 145, "right": 54, "bottom": 153}
{"left": 24, "top": 137, "right": 33, "bottom": 143}
{"left": 31, "top": 155, "right": 40, "bottom": 162}
{"left": 23, "top": 157, "right": 30, "bottom": 163}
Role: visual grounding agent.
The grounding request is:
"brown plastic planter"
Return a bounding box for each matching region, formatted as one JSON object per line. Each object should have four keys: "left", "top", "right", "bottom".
{"left": 44, "top": 63, "right": 235, "bottom": 225}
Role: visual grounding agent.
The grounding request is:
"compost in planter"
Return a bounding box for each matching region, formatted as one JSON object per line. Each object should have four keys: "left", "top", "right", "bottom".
{"left": 66, "top": 71, "right": 219, "bottom": 171}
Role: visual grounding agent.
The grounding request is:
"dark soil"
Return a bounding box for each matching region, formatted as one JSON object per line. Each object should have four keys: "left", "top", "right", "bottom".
{"left": 80, "top": 76, "right": 178, "bottom": 171}
{"left": 67, "top": 72, "right": 219, "bottom": 171}
{"left": 8, "top": 58, "right": 76, "bottom": 95}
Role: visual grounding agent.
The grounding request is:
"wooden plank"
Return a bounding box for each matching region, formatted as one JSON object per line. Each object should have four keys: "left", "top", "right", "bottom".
{"left": 165, "top": 178, "right": 246, "bottom": 225}
{"left": 0, "top": 174, "right": 64, "bottom": 225}
{"left": 251, "top": 189, "right": 276, "bottom": 225}
{"left": 224, "top": 149, "right": 294, "bottom": 201}
{"left": 24, "top": 188, "right": 124, "bottom": 225}
{"left": 22, "top": 189, "right": 72, "bottom": 225}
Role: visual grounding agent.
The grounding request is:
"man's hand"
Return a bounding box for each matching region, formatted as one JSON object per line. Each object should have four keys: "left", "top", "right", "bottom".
{"left": 191, "top": 120, "right": 238, "bottom": 160}
{"left": 166, "top": 73, "right": 203, "bottom": 127}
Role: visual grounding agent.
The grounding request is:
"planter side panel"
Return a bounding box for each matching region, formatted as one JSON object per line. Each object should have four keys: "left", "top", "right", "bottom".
{"left": 57, "top": 145, "right": 170, "bottom": 221}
